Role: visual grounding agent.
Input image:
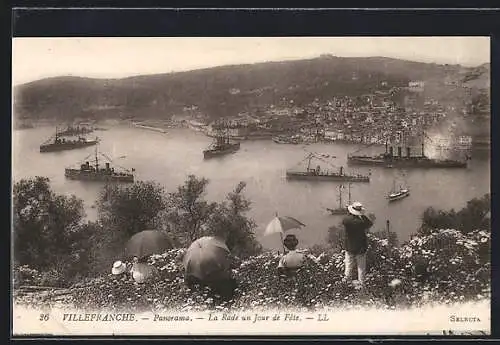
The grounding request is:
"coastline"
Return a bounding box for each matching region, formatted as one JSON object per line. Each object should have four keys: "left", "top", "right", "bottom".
{"left": 13, "top": 117, "right": 490, "bottom": 151}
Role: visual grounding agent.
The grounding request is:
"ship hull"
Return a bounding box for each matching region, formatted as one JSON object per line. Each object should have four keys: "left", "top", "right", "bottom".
{"left": 40, "top": 141, "right": 98, "bottom": 153}
{"left": 272, "top": 137, "right": 300, "bottom": 144}
{"left": 326, "top": 207, "right": 349, "bottom": 215}
{"left": 203, "top": 143, "right": 240, "bottom": 159}
{"left": 286, "top": 172, "right": 369, "bottom": 182}
{"left": 347, "top": 156, "right": 467, "bottom": 168}
{"left": 65, "top": 169, "right": 134, "bottom": 183}
{"left": 388, "top": 191, "right": 410, "bottom": 202}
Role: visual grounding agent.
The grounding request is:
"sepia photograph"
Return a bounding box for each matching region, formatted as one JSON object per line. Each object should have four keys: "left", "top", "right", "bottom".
{"left": 12, "top": 36, "right": 491, "bottom": 335}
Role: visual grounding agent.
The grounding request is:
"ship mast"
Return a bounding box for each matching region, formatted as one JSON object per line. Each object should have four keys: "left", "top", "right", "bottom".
{"left": 348, "top": 183, "right": 352, "bottom": 204}
{"left": 306, "top": 153, "right": 312, "bottom": 172}
{"left": 338, "top": 185, "right": 343, "bottom": 209}
{"left": 421, "top": 130, "right": 425, "bottom": 157}
{"left": 95, "top": 143, "right": 99, "bottom": 171}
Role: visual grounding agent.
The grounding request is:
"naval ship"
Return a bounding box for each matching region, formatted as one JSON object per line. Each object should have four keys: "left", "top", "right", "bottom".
{"left": 64, "top": 144, "right": 135, "bottom": 182}
{"left": 203, "top": 120, "right": 241, "bottom": 159}
{"left": 286, "top": 153, "right": 370, "bottom": 182}
{"left": 40, "top": 127, "right": 99, "bottom": 153}
{"left": 347, "top": 131, "right": 468, "bottom": 169}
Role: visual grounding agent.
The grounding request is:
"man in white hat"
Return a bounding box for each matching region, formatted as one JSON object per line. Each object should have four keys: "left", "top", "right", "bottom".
{"left": 342, "top": 201, "right": 374, "bottom": 286}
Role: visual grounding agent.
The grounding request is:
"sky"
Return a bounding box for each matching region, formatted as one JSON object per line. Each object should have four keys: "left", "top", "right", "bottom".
{"left": 12, "top": 37, "right": 490, "bottom": 86}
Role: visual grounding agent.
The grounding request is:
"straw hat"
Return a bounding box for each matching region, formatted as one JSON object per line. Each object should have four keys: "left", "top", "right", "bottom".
{"left": 111, "top": 261, "right": 127, "bottom": 275}
{"left": 347, "top": 201, "right": 365, "bottom": 216}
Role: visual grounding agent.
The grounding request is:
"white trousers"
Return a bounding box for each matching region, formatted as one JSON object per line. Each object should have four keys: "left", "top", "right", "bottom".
{"left": 344, "top": 251, "right": 367, "bottom": 284}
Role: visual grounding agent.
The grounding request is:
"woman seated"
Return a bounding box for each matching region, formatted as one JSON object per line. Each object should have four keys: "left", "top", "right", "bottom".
{"left": 277, "top": 234, "right": 305, "bottom": 275}
{"left": 130, "top": 256, "right": 159, "bottom": 284}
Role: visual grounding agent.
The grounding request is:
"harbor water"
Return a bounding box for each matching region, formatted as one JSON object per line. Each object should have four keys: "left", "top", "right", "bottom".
{"left": 12, "top": 125, "right": 490, "bottom": 250}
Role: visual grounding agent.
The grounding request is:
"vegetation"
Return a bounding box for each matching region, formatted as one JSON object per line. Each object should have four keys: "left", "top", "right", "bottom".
{"left": 13, "top": 175, "right": 261, "bottom": 286}
{"left": 419, "top": 193, "right": 490, "bottom": 235}
{"left": 15, "top": 229, "right": 490, "bottom": 312}
{"left": 13, "top": 177, "right": 92, "bottom": 285}
{"left": 207, "top": 181, "right": 262, "bottom": 258}
{"left": 14, "top": 56, "right": 489, "bottom": 122}
{"left": 164, "top": 175, "right": 217, "bottom": 245}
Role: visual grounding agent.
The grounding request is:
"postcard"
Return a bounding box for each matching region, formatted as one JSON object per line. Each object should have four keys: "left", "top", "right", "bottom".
{"left": 12, "top": 36, "right": 491, "bottom": 336}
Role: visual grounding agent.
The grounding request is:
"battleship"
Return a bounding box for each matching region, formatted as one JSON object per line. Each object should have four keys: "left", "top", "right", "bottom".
{"left": 327, "top": 183, "right": 352, "bottom": 215}
{"left": 203, "top": 121, "right": 241, "bottom": 159}
{"left": 65, "top": 144, "right": 135, "bottom": 182}
{"left": 39, "top": 128, "right": 99, "bottom": 153}
{"left": 347, "top": 131, "right": 468, "bottom": 169}
{"left": 286, "top": 153, "right": 370, "bottom": 182}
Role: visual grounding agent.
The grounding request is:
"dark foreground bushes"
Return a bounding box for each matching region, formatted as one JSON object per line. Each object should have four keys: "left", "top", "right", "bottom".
{"left": 13, "top": 228, "right": 490, "bottom": 312}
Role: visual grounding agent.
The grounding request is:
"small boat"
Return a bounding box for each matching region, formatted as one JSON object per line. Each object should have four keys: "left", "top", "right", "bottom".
{"left": 40, "top": 127, "right": 99, "bottom": 153}
{"left": 286, "top": 153, "right": 370, "bottom": 182}
{"left": 272, "top": 135, "right": 301, "bottom": 144}
{"left": 132, "top": 122, "right": 167, "bottom": 133}
{"left": 387, "top": 179, "right": 410, "bottom": 202}
{"left": 64, "top": 144, "right": 135, "bottom": 183}
{"left": 327, "top": 183, "right": 352, "bottom": 215}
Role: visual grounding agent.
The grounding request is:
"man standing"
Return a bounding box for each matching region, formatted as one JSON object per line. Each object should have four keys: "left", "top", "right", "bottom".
{"left": 342, "top": 201, "right": 373, "bottom": 286}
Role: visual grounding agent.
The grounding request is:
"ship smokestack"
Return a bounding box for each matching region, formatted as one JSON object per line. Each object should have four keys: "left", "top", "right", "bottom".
{"left": 397, "top": 147, "right": 402, "bottom": 157}
{"left": 389, "top": 147, "right": 394, "bottom": 156}
{"left": 86, "top": 161, "right": 89, "bottom": 166}
{"left": 106, "top": 163, "right": 110, "bottom": 169}
{"left": 407, "top": 147, "right": 411, "bottom": 157}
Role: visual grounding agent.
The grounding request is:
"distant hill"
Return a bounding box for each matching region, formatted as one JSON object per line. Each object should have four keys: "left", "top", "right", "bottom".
{"left": 13, "top": 56, "right": 490, "bottom": 122}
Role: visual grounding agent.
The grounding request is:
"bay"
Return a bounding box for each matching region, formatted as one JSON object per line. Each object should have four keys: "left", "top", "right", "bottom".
{"left": 12, "top": 125, "right": 490, "bottom": 250}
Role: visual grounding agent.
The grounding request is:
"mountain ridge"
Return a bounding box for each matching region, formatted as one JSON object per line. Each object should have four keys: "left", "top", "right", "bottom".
{"left": 14, "top": 56, "right": 490, "bottom": 122}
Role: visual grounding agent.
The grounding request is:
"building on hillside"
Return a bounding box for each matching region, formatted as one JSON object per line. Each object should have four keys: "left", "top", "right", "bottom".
{"left": 409, "top": 81, "right": 425, "bottom": 92}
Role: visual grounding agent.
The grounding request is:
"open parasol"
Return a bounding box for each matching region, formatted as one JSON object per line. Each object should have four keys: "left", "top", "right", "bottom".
{"left": 125, "top": 230, "right": 174, "bottom": 259}
{"left": 264, "top": 213, "right": 305, "bottom": 252}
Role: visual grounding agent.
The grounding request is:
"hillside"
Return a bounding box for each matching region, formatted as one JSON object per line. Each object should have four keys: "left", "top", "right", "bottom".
{"left": 14, "top": 230, "right": 490, "bottom": 313}
{"left": 13, "top": 56, "right": 489, "bottom": 122}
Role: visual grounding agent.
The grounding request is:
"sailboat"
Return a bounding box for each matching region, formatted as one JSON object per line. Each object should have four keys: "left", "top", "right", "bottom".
{"left": 64, "top": 143, "right": 135, "bottom": 183}
{"left": 347, "top": 130, "right": 468, "bottom": 169}
{"left": 286, "top": 152, "right": 370, "bottom": 182}
{"left": 387, "top": 178, "right": 410, "bottom": 202}
{"left": 327, "top": 183, "right": 352, "bottom": 215}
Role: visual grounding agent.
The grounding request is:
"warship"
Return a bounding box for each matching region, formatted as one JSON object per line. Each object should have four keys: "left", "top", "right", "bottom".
{"left": 347, "top": 131, "right": 468, "bottom": 169}
{"left": 203, "top": 121, "right": 241, "bottom": 159}
{"left": 39, "top": 128, "right": 99, "bottom": 153}
{"left": 64, "top": 144, "right": 135, "bottom": 182}
{"left": 286, "top": 153, "right": 370, "bottom": 182}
